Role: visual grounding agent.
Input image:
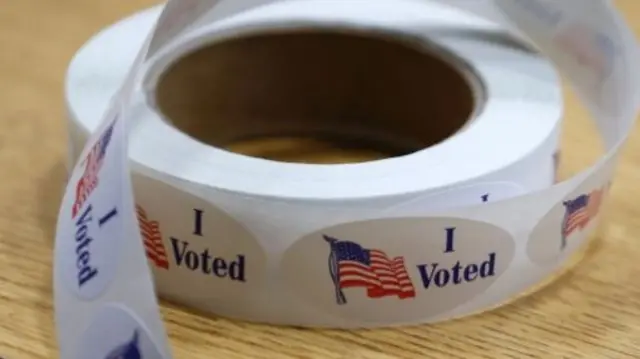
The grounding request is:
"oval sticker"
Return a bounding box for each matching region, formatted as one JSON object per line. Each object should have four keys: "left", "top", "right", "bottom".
{"left": 280, "top": 217, "right": 515, "bottom": 324}
{"left": 131, "top": 173, "right": 267, "bottom": 314}
{"left": 74, "top": 303, "right": 166, "bottom": 359}
{"left": 59, "top": 120, "right": 123, "bottom": 300}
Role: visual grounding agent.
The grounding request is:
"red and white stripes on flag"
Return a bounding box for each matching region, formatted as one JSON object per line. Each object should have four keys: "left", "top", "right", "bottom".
{"left": 135, "top": 205, "right": 170, "bottom": 270}
{"left": 338, "top": 249, "right": 416, "bottom": 300}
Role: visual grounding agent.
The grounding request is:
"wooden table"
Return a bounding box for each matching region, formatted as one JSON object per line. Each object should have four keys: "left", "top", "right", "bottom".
{"left": 1, "top": 0, "right": 640, "bottom": 358}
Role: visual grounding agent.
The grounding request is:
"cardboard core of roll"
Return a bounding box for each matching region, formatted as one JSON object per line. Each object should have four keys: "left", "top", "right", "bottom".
{"left": 154, "top": 29, "right": 478, "bottom": 163}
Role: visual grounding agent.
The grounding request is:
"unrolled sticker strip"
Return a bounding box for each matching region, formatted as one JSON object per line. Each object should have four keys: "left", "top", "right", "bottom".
{"left": 53, "top": 0, "right": 640, "bottom": 358}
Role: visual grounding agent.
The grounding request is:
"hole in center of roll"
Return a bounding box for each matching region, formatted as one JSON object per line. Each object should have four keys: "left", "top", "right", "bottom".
{"left": 153, "top": 29, "right": 479, "bottom": 164}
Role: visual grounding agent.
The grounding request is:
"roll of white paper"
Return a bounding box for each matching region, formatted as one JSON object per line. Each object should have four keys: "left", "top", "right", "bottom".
{"left": 66, "top": 0, "right": 563, "bottom": 325}
{"left": 53, "top": 0, "right": 640, "bottom": 358}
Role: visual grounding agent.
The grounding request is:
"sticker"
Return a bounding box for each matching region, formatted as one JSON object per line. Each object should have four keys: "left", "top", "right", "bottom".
{"left": 281, "top": 217, "right": 515, "bottom": 324}
{"left": 74, "top": 303, "right": 165, "bottom": 359}
{"left": 379, "top": 182, "right": 527, "bottom": 215}
{"left": 131, "top": 173, "right": 267, "bottom": 310}
{"left": 527, "top": 179, "right": 612, "bottom": 264}
{"left": 59, "top": 119, "right": 124, "bottom": 300}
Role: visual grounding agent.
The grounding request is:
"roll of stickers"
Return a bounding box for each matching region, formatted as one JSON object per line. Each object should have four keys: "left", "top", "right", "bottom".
{"left": 54, "top": 0, "right": 640, "bottom": 358}
{"left": 66, "top": 0, "right": 563, "bottom": 324}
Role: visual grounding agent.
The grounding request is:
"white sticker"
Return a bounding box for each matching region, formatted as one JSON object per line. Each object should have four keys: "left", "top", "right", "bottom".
{"left": 74, "top": 303, "right": 165, "bottom": 359}
{"left": 58, "top": 120, "right": 124, "bottom": 300}
{"left": 280, "top": 217, "right": 515, "bottom": 324}
{"left": 131, "top": 173, "right": 267, "bottom": 311}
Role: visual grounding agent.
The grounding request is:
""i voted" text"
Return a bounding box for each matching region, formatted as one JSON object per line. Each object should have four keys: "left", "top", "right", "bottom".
{"left": 168, "top": 208, "right": 247, "bottom": 283}
{"left": 416, "top": 227, "right": 497, "bottom": 289}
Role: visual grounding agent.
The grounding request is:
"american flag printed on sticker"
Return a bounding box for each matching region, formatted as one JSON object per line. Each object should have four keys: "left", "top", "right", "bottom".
{"left": 560, "top": 186, "right": 606, "bottom": 250}
{"left": 71, "top": 120, "right": 116, "bottom": 219}
{"left": 324, "top": 235, "right": 416, "bottom": 305}
{"left": 135, "top": 205, "right": 170, "bottom": 270}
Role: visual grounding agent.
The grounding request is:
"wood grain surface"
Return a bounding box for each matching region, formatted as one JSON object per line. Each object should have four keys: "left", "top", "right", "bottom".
{"left": 1, "top": 0, "right": 640, "bottom": 358}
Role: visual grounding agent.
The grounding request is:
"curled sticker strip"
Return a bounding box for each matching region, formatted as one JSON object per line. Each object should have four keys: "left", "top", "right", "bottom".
{"left": 53, "top": 0, "right": 640, "bottom": 358}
